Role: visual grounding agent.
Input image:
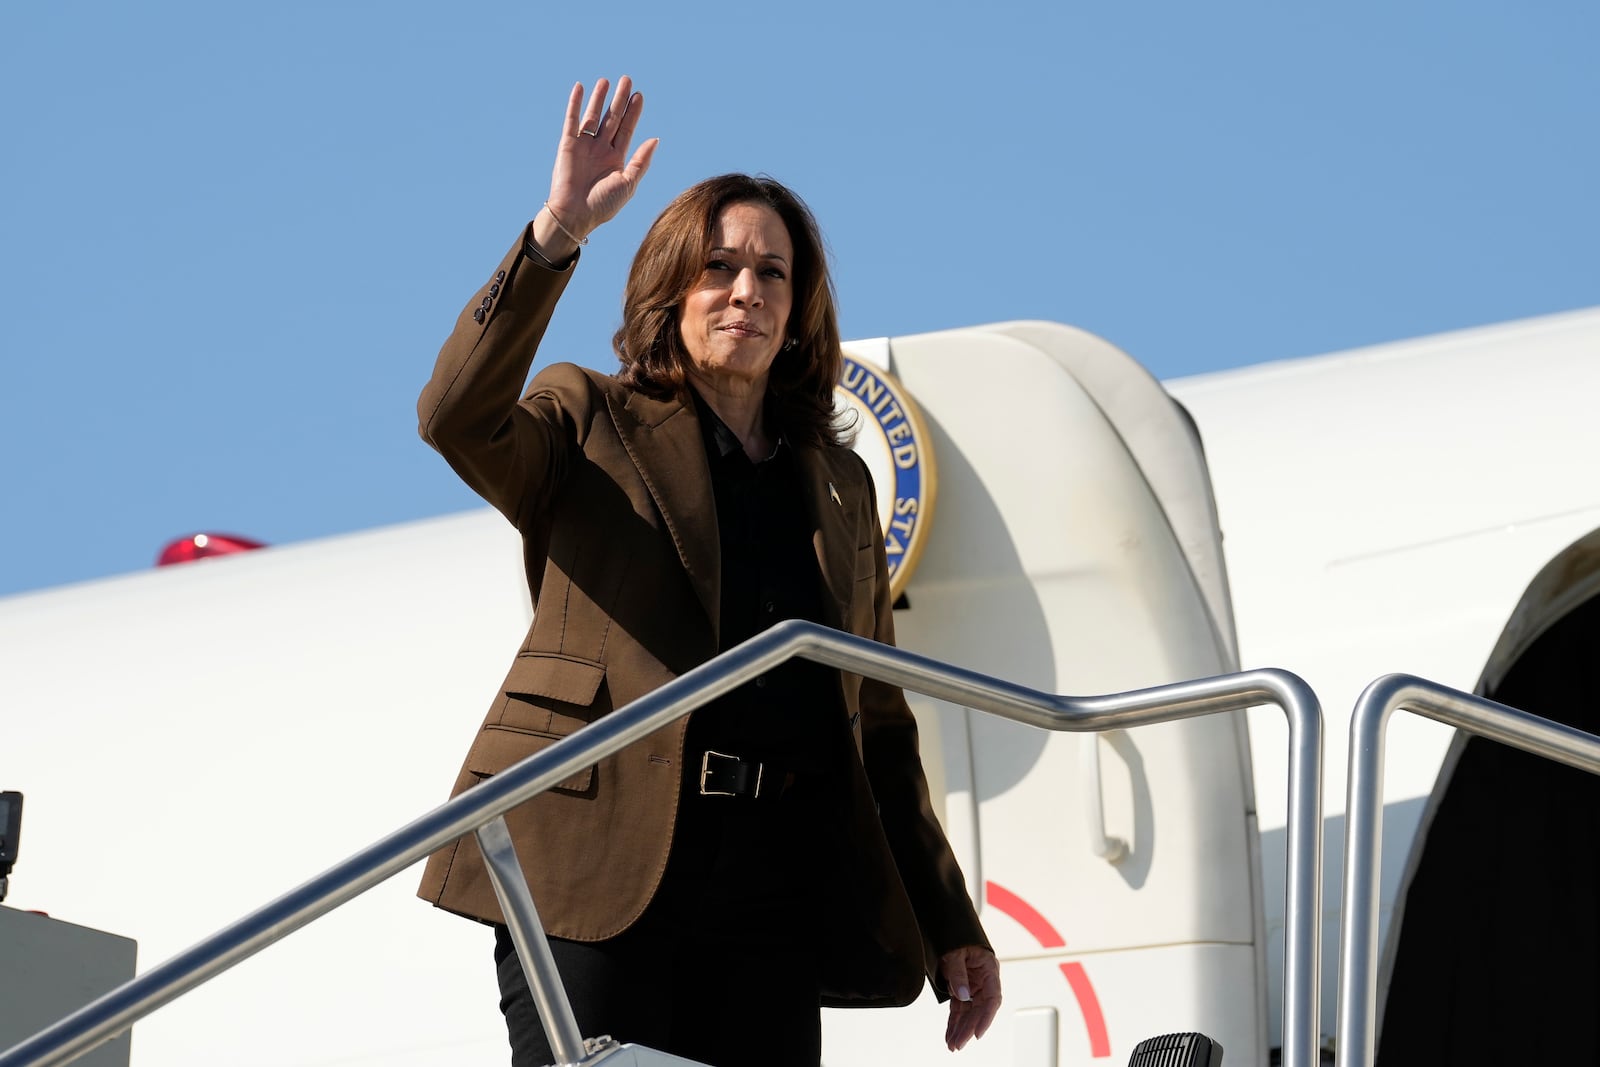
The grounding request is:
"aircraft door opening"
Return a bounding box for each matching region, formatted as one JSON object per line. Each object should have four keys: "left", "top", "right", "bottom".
{"left": 1377, "top": 529, "right": 1600, "bottom": 1066}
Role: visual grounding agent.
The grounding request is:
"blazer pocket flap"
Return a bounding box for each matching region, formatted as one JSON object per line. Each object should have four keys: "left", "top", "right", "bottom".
{"left": 504, "top": 651, "right": 606, "bottom": 705}
{"left": 466, "top": 725, "right": 595, "bottom": 794}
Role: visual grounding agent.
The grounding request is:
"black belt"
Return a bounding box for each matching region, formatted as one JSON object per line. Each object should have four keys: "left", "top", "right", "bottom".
{"left": 697, "top": 750, "right": 795, "bottom": 800}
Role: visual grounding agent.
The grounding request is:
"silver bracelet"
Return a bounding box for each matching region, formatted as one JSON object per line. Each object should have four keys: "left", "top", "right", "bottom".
{"left": 543, "top": 202, "right": 589, "bottom": 247}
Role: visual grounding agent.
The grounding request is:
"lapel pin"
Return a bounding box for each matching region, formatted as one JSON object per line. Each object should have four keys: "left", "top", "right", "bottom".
{"left": 828, "top": 481, "right": 842, "bottom": 507}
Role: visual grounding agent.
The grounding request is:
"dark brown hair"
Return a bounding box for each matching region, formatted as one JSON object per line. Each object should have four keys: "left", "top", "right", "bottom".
{"left": 613, "top": 174, "right": 848, "bottom": 449}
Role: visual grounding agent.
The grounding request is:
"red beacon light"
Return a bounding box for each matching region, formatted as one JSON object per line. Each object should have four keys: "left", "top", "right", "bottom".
{"left": 156, "top": 533, "right": 267, "bottom": 567}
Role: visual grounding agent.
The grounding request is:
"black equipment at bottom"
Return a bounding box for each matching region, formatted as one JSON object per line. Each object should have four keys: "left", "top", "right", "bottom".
{"left": 1127, "top": 1031, "right": 1223, "bottom": 1067}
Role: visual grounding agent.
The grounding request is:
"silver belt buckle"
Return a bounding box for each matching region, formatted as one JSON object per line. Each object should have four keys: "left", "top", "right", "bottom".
{"left": 699, "top": 750, "right": 763, "bottom": 798}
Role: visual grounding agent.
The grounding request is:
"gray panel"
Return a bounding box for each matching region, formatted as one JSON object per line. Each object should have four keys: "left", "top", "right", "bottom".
{"left": 0, "top": 908, "right": 135, "bottom": 1067}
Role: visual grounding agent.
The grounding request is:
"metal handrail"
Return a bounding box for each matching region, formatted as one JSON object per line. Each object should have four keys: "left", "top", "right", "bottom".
{"left": 1335, "top": 674, "right": 1600, "bottom": 1067}
{"left": 1, "top": 620, "right": 1325, "bottom": 1067}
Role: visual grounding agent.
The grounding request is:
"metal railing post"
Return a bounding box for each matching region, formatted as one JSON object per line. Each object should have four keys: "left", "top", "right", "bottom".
{"left": 477, "top": 816, "right": 591, "bottom": 1067}
{"left": 1335, "top": 674, "right": 1600, "bottom": 1067}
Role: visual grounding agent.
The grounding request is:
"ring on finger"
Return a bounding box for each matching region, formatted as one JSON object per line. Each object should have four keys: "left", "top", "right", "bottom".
{"left": 578, "top": 126, "right": 599, "bottom": 137}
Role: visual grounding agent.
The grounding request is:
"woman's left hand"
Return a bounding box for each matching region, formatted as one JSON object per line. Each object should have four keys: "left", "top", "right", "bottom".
{"left": 532, "top": 75, "right": 658, "bottom": 260}
{"left": 940, "top": 945, "right": 1002, "bottom": 1051}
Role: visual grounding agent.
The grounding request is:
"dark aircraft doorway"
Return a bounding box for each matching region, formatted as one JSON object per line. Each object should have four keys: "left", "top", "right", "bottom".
{"left": 1375, "top": 528, "right": 1600, "bottom": 1066}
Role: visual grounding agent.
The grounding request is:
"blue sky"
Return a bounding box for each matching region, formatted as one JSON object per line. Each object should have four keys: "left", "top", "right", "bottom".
{"left": 3, "top": 2, "right": 1595, "bottom": 597}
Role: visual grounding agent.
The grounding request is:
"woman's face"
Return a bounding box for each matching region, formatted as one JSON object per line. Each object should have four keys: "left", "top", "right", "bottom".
{"left": 678, "top": 201, "right": 795, "bottom": 394}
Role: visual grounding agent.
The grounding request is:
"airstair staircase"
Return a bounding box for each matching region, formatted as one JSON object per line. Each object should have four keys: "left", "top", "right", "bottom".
{"left": 4, "top": 622, "right": 1598, "bottom": 1067}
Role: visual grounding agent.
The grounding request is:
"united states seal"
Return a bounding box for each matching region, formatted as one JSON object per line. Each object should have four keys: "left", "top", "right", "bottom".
{"left": 834, "top": 352, "right": 937, "bottom": 600}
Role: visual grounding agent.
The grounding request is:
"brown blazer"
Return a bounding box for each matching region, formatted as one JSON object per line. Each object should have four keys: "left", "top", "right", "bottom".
{"left": 415, "top": 229, "right": 987, "bottom": 1006}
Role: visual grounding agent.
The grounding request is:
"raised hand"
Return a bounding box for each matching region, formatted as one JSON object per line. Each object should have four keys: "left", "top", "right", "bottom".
{"left": 534, "top": 76, "right": 658, "bottom": 259}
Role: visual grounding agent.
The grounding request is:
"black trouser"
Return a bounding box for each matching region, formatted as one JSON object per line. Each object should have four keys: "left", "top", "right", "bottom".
{"left": 494, "top": 774, "right": 830, "bottom": 1067}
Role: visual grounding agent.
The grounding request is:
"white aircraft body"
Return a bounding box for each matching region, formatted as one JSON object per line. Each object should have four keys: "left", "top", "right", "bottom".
{"left": 2, "top": 305, "right": 1597, "bottom": 1066}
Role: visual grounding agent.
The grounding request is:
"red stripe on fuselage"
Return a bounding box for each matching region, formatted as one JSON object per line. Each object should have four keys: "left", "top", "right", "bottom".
{"left": 1061, "top": 962, "right": 1113, "bottom": 1059}
{"left": 985, "top": 880, "right": 1112, "bottom": 1059}
{"left": 983, "top": 879, "right": 1066, "bottom": 947}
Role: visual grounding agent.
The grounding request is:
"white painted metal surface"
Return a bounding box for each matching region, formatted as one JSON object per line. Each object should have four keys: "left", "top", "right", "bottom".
{"left": 819, "top": 321, "right": 1263, "bottom": 1066}
{"left": 4, "top": 305, "right": 1598, "bottom": 1065}
{"left": 1168, "top": 305, "right": 1600, "bottom": 1047}
{"left": 0, "top": 513, "right": 528, "bottom": 1066}
{"left": 1172, "top": 306, "right": 1600, "bottom": 818}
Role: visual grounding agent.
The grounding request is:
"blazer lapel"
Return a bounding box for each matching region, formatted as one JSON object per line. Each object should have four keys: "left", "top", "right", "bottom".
{"left": 797, "top": 446, "right": 865, "bottom": 632}
{"left": 610, "top": 388, "right": 721, "bottom": 640}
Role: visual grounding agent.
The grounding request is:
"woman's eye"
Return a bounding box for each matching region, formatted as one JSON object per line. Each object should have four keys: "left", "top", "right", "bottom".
{"left": 706, "top": 259, "right": 732, "bottom": 272}
{"left": 762, "top": 267, "right": 787, "bottom": 281}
